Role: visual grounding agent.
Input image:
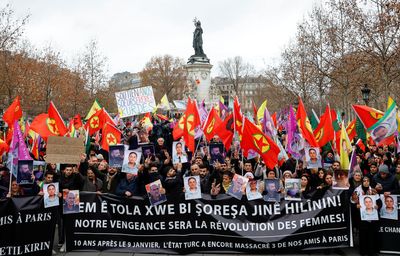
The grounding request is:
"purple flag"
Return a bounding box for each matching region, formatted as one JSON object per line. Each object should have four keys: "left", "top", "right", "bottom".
{"left": 262, "top": 107, "right": 277, "bottom": 139}
{"left": 286, "top": 106, "right": 304, "bottom": 159}
{"left": 8, "top": 120, "right": 32, "bottom": 177}
{"left": 219, "top": 100, "right": 228, "bottom": 119}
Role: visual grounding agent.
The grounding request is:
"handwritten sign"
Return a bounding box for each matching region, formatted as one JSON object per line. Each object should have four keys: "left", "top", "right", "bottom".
{"left": 115, "top": 86, "right": 156, "bottom": 118}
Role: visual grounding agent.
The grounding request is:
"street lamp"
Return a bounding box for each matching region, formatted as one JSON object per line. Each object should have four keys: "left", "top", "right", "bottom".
{"left": 361, "top": 84, "right": 371, "bottom": 106}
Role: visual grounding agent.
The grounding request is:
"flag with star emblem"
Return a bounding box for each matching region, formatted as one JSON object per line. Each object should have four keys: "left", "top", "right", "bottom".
{"left": 233, "top": 96, "right": 243, "bottom": 141}
{"left": 183, "top": 98, "right": 200, "bottom": 152}
{"left": 86, "top": 108, "right": 103, "bottom": 136}
{"left": 48, "top": 101, "right": 68, "bottom": 136}
{"left": 296, "top": 98, "right": 319, "bottom": 147}
{"left": 3, "top": 96, "right": 23, "bottom": 126}
{"left": 214, "top": 113, "right": 234, "bottom": 151}
{"left": 101, "top": 122, "right": 121, "bottom": 151}
{"left": 352, "top": 105, "right": 384, "bottom": 129}
{"left": 172, "top": 113, "right": 186, "bottom": 140}
{"left": 313, "top": 105, "right": 334, "bottom": 147}
{"left": 30, "top": 113, "right": 60, "bottom": 138}
{"left": 241, "top": 117, "right": 280, "bottom": 169}
{"left": 85, "top": 99, "right": 102, "bottom": 120}
{"left": 202, "top": 107, "right": 222, "bottom": 142}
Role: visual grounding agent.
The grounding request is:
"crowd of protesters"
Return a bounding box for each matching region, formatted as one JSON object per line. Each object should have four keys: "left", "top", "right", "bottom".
{"left": 0, "top": 117, "right": 399, "bottom": 256}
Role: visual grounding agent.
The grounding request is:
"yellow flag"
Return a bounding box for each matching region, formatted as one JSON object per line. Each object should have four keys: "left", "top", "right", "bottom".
{"left": 85, "top": 99, "right": 102, "bottom": 120}
{"left": 159, "top": 94, "right": 170, "bottom": 110}
{"left": 388, "top": 96, "right": 400, "bottom": 132}
{"left": 257, "top": 100, "right": 267, "bottom": 121}
{"left": 340, "top": 121, "right": 351, "bottom": 170}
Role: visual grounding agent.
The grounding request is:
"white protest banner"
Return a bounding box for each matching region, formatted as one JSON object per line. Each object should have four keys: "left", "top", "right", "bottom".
{"left": 115, "top": 86, "right": 156, "bottom": 118}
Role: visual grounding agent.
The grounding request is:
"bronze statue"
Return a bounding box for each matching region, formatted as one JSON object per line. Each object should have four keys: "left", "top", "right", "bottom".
{"left": 193, "top": 19, "right": 205, "bottom": 56}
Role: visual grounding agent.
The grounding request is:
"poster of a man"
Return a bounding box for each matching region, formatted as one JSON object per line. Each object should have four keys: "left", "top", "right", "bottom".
{"left": 44, "top": 183, "right": 59, "bottom": 208}
{"left": 380, "top": 195, "right": 398, "bottom": 220}
{"left": 122, "top": 150, "right": 141, "bottom": 175}
{"left": 184, "top": 176, "right": 201, "bottom": 200}
{"left": 109, "top": 145, "right": 125, "bottom": 167}
{"left": 63, "top": 190, "right": 80, "bottom": 214}
{"left": 146, "top": 180, "right": 167, "bottom": 206}
{"left": 246, "top": 180, "right": 262, "bottom": 201}
{"left": 172, "top": 141, "right": 188, "bottom": 164}
{"left": 17, "top": 160, "right": 34, "bottom": 185}
{"left": 264, "top": 179, "right": 280, "bottom": 202}
{"left": 369, "top": 106, "right": 397, "bottom": 144}
{"left": 141, "top": 144, "right": 155, "bottom": 159}
{"left": 305, "top": 147, "right": 322, "bottom": 169}
{"left": 360, "top": 195, "right": 379, "bottom": 221}
{"left": 227, "top": 174, "right": 248, "bottom": 200}
{"left": 210, "top": 143, "right": 224, "bottom": 164}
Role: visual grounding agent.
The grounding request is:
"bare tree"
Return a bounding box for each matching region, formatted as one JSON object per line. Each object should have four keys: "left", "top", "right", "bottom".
{"left": 218, "top": 56, "right": 255, "bottom": 103}
{"left": 140, "top": 55, "right": 187, "bottom": 102}
{"left": 82, "top": 39, "right": 108, "bottom": 98}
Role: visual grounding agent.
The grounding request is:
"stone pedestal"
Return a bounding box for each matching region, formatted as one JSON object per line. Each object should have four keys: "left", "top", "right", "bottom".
{"left": 185, "top": 56, "right": 212, "bottom": 103}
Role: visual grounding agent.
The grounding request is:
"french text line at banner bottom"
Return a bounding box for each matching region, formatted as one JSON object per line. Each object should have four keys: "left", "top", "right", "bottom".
{"left": 74, "top": 227, "right": 348, "bottom": 239}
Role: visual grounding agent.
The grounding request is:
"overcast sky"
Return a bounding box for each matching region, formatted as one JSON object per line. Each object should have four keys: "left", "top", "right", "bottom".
{"left": 8, "top": 0, "right": 316, "bottom": 77}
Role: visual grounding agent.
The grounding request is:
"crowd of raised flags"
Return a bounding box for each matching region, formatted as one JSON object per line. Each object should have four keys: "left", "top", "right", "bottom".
{"left": 0, "top": 94, "right": 399, "bottom": 174}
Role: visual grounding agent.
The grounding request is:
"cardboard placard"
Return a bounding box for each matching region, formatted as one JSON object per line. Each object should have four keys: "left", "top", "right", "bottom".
{"left": 46, "top": 136, "right": 84, "bottom": 164}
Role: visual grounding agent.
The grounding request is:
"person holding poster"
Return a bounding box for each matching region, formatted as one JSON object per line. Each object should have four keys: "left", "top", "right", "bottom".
{"left": 264, "top": 179, "right": 280, "bottom": 202}
{"left": 17, "top": 160, "right": 34, "bottom": 185}
{"left": 246, "top": 179, "right": 262, "bottom": 200}
{"left": 146, "top": 180, "right": 167, "bottom": 206}
{"left": 227, "top": 174, "right": 247, "bottom": 200}
{"left": 360, "top": 195, "right": 379, "bottom": 221}
{"left": 184, "top": 176, "right": 201, "bottom": 200}
{"left": 44, "top": 183, "right": 59, "bottom": 208}
{"left": 305, "top": 147, "right": 322, "bottom": 169}
{"left": 172, "top": 141, "right": 188, "bottom": 164}
{"left": 122, "top": 151, "right": 140, "bottom": 175}
{"left": 109, "top": 145, "right": 125, "bottom": 168}
{"left": 63, "top": 190, "right": 80, "bottom": 214}
{"left": 380, "top": 195, "right": 398, "bottom": 220}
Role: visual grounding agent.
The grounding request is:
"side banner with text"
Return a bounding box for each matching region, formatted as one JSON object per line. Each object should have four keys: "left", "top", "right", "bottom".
{"left": 378, "top": 195, "right": 400, "bottom": 254}
{"left": 65, "top": 191, "right": 351, "bottom": 253}
{"left": 0, "top": 196, "right": 58, "bottom": 256}
{"left": 115, "top": 86, "right": 156, "bottom": 118}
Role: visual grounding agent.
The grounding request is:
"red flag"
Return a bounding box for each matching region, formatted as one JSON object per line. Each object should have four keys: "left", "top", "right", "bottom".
{"left": 313, "top": 105, "right": 334, "bottom": 147}
{"left": 202, "top": 107, "right": 222, "bottom": 142}
{"left": 173, "top": 113, "right": 186, "bottom": 140}
{"left": 101, "top": 122, "right": 121, "bottom": 152}
{"left": 252, "top": 101, "right": 258, "bottom": 124}
{"left": 85, "top": 109, "right": 103, "bottom": 136}
{"left": 156, "top": 114, "right": 169, "bottom": 121}
{"left": 352, "top": 105, "right": 384, "bottom": 129}
{"left": 183, "top": 98, "right": 200, "bottom": 152}
{"left": 271, "top": 112, "right": 277, "bottom": 128}
{"left": 214, "top": 113, "right": 234, "bottom": 151}
{"left": 3, "top": 96, "right": 22, "bottom": 126}
{"left": 73, "top": 114, "right": 83, "bottom": 129}
{"left": 30, "top": 113, "right": 59, "bottom": 138}
{"left": 241, "top": 117, "right": 280, "bottom": 169}
{"left": 233, "top": 96, "right": 243, "bottom": 141}
{"left": 296, "top": 98, "right": 318, "bottom": 147}
{"left": 31, "top": 136, "right": 40, "bottom": 160}
{"left": 48, "top": 101, "right": 68, "bottom": 136}
{"left": 346, "top": 119, "right": 357, "bottom": 141}
{"left": 356, "top": 138, "right": 365, "bottom": 152}
{"left": 0, "top": 138, "right": 9, "bottom": 155}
